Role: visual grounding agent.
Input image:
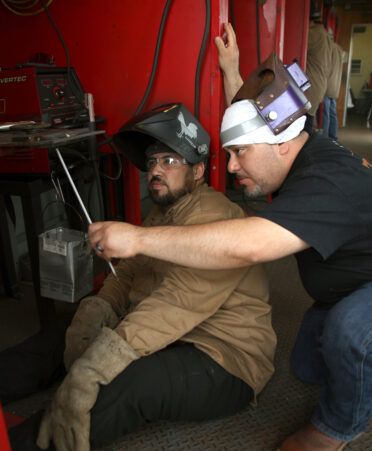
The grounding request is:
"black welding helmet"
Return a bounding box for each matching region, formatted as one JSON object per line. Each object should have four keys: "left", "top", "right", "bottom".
{"left": 113, "top": 103, "right": 210, "bottom": 171}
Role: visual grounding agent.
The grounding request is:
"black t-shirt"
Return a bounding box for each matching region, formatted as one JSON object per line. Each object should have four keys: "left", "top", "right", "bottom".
{"left": 257, "top": 133, "right": 372, "bottom": 307}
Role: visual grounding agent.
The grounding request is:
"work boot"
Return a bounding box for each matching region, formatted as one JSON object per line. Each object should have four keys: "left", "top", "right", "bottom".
{"left": 278, "top": 422, "right": 347, "bottom": 451}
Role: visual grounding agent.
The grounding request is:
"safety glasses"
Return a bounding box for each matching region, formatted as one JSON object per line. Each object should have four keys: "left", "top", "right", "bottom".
{"left": 146, "top": 155, "right": 188, "bottom": 171}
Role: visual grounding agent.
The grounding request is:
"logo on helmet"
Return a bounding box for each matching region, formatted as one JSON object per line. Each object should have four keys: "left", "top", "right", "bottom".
{"left": 177, "top": 112, "right": 198, "bottom": 146}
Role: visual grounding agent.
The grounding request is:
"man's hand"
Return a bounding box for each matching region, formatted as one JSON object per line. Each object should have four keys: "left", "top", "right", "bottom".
{"left": 215, "top": 23, "right": 239, "bottom": 76}
{"left": 88, "top": 221, "right": 143, "bottom": 261}
{"left": 64, "top": 296, "right": 120, "bottom": 371}
{"left": 37, "top": 328, "right": 140, "bottom": 451}
{"left": 214, "top": 23, "right": 243, "bottom": 105}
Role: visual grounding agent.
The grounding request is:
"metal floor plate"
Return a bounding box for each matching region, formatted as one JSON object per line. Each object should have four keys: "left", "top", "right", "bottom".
{"left": 5, "top": 257, "right": 372, "bottom": 450}
{"left": 101, "top": 257, "right": 372, "bottom": 450}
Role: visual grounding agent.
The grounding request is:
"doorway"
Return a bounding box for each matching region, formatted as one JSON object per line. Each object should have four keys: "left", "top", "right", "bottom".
{"left": 344, "top": 23, "right": 372, "bottom": 128}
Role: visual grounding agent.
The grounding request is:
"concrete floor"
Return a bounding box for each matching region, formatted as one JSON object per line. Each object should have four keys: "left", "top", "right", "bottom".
{"left": 338, "top": 111, "right": 372, "bottom": 159}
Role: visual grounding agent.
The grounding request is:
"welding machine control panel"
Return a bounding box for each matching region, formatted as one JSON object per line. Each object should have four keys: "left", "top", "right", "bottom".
{"left": 0, "top": 67, "right": 88, "bottom": 127}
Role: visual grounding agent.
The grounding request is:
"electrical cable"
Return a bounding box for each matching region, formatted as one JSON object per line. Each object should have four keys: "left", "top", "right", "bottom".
{"left": 41, "top": 199, "right": 84, "bottom": 230}
{"left": 256, "top": 0, "right": 261, "bottom": 64}
{"left": 90, "top": 156, "right": 105, "bottom": 221}
{"left": 134, "top": 0, "right": 173, "bottom": 115}
{"left": 0, "top": 0, "right": 53, "bottom": 16}
{"left": 8, "top": 0, "right": 38, "bottom": 10}
{"left": 39, "top": 0, "right": 86, "bottom": 111}
{"left": 229, "top": 0, "right": 236, "bottom": 34}
{"left": 54, "top": 148, "right": 103, "bottom": 223}
{"left": 98, "top": 134, "right": 122, "bottom": 182}
{"left": 39, "top": 0, "right": 71, "bottom": 97}
{"left": 194, "top": 0, "right": 210, "bottom": 120}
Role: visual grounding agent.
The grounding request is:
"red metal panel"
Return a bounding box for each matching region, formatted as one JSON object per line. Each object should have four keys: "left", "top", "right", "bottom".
{"left": 0, "top": 0, "right": 228, "bottom": 223}
{"left": 0, "top": 68, "right": 40, "bottom": 122}
{"left": 207, "top": 0, "right": 229, "bottom": 193}
{"left": 0, "top": 147, "right": 50, "bottom": 175}
{"left": 261, "top": 0, "right": 282, "bottom": 60}
{"left": 283, "top": 0, "right": 310, "bottom": 68}
{"left": 0, "top": 403, "right": 11, "bottom": 451}
{"left": 233, "top": 0, "right": 279, "bottom": 79}
{"left": 0, "top": 0, "right": 303, "bottom": 219}
{"left": 275, "top": 0, "right": 285, "bottom": 60}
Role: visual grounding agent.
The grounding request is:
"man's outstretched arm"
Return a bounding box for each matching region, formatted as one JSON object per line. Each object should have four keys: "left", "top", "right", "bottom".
{"left": 215, "top": 22, "right": 243, "bottom": 106}
{"left": 88, "top": 216, "right": 309, "bottom": 270}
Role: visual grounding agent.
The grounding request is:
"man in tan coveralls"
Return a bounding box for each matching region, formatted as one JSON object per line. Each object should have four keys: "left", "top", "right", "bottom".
{"left": 304, "top": 1, "right": 332, "bottom": 132}
{"left": 7, "top": 103, "right": 276, "bottom": 451}
{"left": 321, "top": 39, "right": 345, "bottom": 140}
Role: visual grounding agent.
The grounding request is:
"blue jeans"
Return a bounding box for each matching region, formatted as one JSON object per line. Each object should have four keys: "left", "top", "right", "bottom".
{"left": 290, "top": 281, "right": 372, "bottom": 442}
{"left": 322, "top": 95, "right": 338, "bottom": 140}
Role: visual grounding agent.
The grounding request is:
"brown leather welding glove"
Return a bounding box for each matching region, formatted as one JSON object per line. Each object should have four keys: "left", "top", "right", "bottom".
{"left": 64, "top": 296, "right": 120, "bottom": 371}
{"left": 37, "top": 327, "right": 139, "bottom": 451}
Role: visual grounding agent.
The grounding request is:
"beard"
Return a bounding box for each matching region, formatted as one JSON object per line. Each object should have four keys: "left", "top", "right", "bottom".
{"left": 234, "top": 176, "right": 264, "bottom": 200}
{"left": 242, "top": 184, "right": 264, "bottom": 199}
{"left": 148, "top": 173, "right": 195, "bottom": 207}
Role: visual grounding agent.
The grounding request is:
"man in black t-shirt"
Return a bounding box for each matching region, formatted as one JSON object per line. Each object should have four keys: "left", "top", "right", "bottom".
{"left": 89, "top": 25, "right": 372, "bottom": 450}
{"left": 256, "top": 133, "right": 372, "bottom": 308}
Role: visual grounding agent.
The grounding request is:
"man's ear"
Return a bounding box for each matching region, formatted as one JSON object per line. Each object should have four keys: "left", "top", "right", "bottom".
{"left": 193, "top": 162, "right": 205, "bottom": 180}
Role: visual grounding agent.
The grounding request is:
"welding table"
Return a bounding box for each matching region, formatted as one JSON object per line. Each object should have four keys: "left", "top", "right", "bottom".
{"left": 0, "top": 127, "right": 104, "bottom": 329}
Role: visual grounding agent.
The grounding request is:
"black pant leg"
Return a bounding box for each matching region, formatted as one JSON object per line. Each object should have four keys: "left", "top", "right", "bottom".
{"left": 90, "top": 343, "right": 253, "bottom": 449}
{"left": 8, "top": 411, "right": 55, "bottom": 451}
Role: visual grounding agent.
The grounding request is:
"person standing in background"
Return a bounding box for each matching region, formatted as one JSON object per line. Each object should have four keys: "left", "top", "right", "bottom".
{"left": 304, "top": 1, "right": 333, "bottom": 133}
{"left": 321, "top": 36, "right": 346, "bottom": 140}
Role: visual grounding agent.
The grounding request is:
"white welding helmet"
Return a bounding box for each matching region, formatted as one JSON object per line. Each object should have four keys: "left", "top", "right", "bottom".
{"left": 220, "top": 51, "right": 310, "bottom": 147}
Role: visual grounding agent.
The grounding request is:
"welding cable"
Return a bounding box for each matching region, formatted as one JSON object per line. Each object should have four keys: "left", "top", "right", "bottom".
{"left": 55, "top": 148, "right": 105, "bottom": 223}
{"left": 97, "top": 133, "right": 123, "bottom": 182}
{"left": 51, "top": 141, "right": 122, "bottom": 182}
{"left": 5, "top": 0, "right": 39, "bottom": 11}
{"left": 0, "top": 0, "right": 53, "bottom": 16}
{"left": 90, "top": 156, "right": 106, "bottom": 221}
{"left": 134, "top": 0, "right": 173, "bottom": 115}
{"left": 56, "top": 144, "right": 120, "bottom": 220}
{"left": 194, "top": 0, "right": 210, "bottom": 120}
{"left": 229, "top": 0, "right": 236, "bottom": 31}
{"left": 39, "top": 0, "right": 86, "bottom": 111}
{"left": 256, "top": 0, "right": 261, "bottom": 64}
{"left": 39, "top": 0, "right": 71, "bottom": 94}
{"left": 41, "top": 199, "right": 84, "bottom": 231}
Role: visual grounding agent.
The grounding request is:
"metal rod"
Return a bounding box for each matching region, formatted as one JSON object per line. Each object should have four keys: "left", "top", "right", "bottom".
{"left": 55, "top": 148, "right": 118, "bottom": 280}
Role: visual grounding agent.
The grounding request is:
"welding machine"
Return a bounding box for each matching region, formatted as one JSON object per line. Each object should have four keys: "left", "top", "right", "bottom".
{"left": 0, "top": 66, "right": 88, "bottom": 126}
{"left": 0, "top": 67, "right": 90, "bottom": 176}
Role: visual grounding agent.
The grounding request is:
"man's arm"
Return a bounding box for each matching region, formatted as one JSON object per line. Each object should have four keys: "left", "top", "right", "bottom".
{"left": 63, "top": 256, "right": 139, "bottom": 370}
{"left": 215, "top": 22, "right": 243, "bottom": 106}
{"left": 88, "top": 216, "right": 309, "bottom": 270}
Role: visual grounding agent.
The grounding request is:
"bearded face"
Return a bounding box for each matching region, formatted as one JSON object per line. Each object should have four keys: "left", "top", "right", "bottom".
{"left": 147, "top": 152, "right": 196, "bottom": 207}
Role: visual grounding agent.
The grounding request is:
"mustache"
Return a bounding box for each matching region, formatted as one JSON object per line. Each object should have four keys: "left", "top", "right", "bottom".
{"left": 150, "top": 176, "right": 168, "bottom": 186}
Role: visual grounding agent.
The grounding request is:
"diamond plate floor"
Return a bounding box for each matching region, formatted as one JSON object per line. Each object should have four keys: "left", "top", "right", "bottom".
{"left": 97, "top": 257, "right": 372, "bottom": 450}
{"left": 3, "top": 256, "right": 372, "bottom": 450}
